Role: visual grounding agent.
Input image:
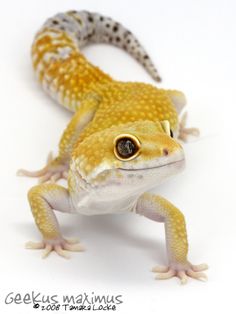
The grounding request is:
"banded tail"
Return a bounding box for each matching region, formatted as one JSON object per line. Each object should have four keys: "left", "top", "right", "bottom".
{"left": 32, "top": 10, "right": 161, "bottom": 112}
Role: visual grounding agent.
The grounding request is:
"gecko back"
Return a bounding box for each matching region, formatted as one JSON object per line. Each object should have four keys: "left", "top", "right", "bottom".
{"left": 32, "top": 10, "right": 161, "bottom": 112}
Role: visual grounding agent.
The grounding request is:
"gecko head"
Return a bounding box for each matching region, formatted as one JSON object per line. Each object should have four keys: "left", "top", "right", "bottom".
{"left": 71, "top": 120, "right": 185, "bottom": 194}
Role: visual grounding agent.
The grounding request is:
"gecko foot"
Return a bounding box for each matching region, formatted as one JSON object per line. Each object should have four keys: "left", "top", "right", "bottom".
{"left": 152, "top": 262, "right": 208, "bottom": 284}
{"left": 17, "top": 152, "right": 68, "bottom": 183}
{"left": 25, "top": 237, "right": 85, "bottom": 259}
{"left": 178, "top": 112, "right": 200, "bottom": 142}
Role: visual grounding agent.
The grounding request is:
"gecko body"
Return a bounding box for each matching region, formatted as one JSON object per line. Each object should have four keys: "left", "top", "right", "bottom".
{"left": 18, "top": 10, "right": 207, "bottom": 284}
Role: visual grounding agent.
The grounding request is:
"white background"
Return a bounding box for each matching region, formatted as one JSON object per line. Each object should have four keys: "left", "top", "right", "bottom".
{"left": 0, "top": 0, "right": 235, "bottom": 313}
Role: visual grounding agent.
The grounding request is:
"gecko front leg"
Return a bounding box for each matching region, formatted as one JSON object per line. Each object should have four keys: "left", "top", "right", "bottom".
{"left": 136, "top": 193, "right": 208, "bottom": 284}
{"left": 26, "top": 183, "right": 84, "bottom": 258}
{"left": 17, "top": 95, "right": 99, "bottom": 183}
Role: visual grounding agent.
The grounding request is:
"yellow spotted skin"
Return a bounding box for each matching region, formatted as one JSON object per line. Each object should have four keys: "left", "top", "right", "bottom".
{"left": 22, "top": 11, "right": 207, "bottom": 282}
{"left": 76, "top": 82, "right": 179, "bottom": 143}
{"left": 32, "top": 29, "right": 112, "bottom": 111}
{"left": 30, "top": 16, "right": 183, "bottom": 251}
{"left": 139, "top": 193, "right": 188, "bottom": 264}
{"left": 71, "top": 120, "right": 181, "bottom": 180}
{"left": 28, "top": 184, "right": 67, "bottom": 240}
{"left": 31, "top": 24, "right": 181, "bottom": 175}
{"left": 31, "top": 25, "right": 180, "bottom": 168}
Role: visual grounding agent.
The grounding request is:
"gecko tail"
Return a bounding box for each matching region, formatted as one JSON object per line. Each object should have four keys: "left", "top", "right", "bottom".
{"left": 32, "top": 11, "right": 161, "bottom": 112}
{"left": 44, "top": 10, "right": 161, "bottom": 82}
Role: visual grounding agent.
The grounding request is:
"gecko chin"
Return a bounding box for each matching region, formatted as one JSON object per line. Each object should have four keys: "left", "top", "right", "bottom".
{"left": 75, "top": 158, "right": 185, "bottom": 215}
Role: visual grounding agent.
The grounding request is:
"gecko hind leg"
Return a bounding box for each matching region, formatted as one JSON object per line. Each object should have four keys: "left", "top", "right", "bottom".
{"left": 178, "top": 112, "right": 200, "bottom": 142}
{"left": 166, "top": 91, "right": 200, "bottom": 142}
{"left": 17, "top": 152, "right": 69, "bottom": 183}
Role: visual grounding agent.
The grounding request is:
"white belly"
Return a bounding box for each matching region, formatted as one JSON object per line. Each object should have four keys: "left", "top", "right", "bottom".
{"left": 71, "top": 188, "right": 138, "bottom": 216}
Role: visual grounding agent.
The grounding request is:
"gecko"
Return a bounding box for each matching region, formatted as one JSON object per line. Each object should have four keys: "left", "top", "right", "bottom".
{"left": 18, "top": 10, "right": 208, "bottom": 284}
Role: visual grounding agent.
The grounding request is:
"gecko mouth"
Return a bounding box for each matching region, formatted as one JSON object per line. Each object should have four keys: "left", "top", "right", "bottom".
{"left": 119, "top": 159, "right": 185, "bottom": 172}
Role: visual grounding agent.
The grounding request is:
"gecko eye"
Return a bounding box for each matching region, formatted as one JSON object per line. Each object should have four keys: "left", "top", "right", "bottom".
{"left": 170, "top": 129, "right": 174, "bottom": 138}
{"left": 114, "top": 134, "right": 141, "bottom": 161}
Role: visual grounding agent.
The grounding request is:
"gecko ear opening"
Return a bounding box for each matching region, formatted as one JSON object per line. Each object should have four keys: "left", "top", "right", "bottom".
{"left": 160, "top": 120, "right": 173, "bottom": 137}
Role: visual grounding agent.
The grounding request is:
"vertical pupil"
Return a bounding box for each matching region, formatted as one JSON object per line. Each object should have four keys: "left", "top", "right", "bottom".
{"left": 117, "top": 138, "right": 136, "bottom": 158}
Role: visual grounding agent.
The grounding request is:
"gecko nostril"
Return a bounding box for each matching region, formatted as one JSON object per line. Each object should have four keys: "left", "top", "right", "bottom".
{"left": 163, "top": 148, "right": 169, "bottom": 156}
